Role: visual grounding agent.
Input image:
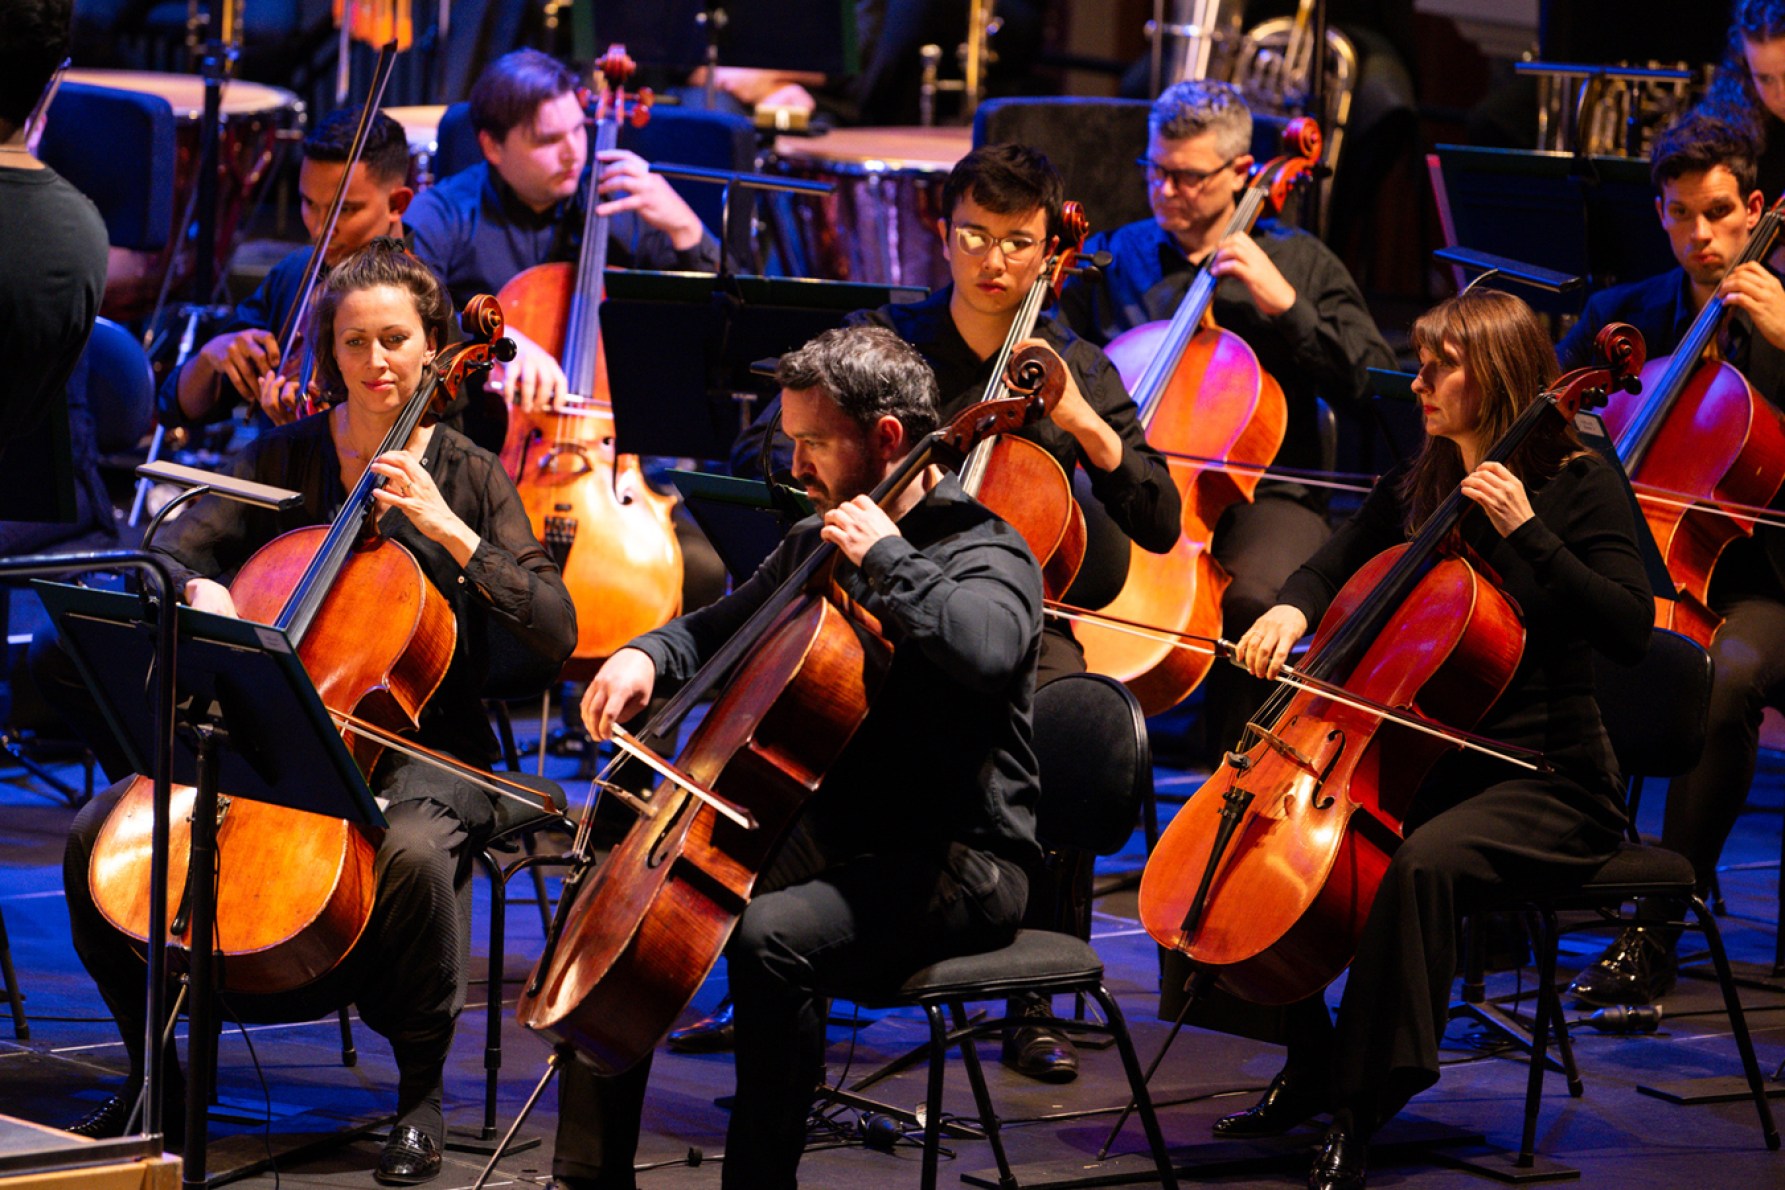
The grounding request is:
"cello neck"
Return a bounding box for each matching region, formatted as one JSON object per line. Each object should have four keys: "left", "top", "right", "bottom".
{"left": 959, "top": 271, "right": 1055, "bottom": 493}
{"left": 562, "top": 116, "right": 619, "bottom": 399}
{"left": 1620, "top": 195, "right": 1785, "bottom": 470}
{"left": 1130, "top": 183, "right": 1273, "bottom": 426}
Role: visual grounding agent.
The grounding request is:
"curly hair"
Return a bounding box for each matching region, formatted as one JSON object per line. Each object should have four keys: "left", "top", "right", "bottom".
{"left": 308, "top": 242, "right": 454, "bottom": 405}
{"left": 775, "top": 326, "right": 940, "bottom": 441}
{"left": 1706, "top": 1, "right": 1785, "bottom": 137}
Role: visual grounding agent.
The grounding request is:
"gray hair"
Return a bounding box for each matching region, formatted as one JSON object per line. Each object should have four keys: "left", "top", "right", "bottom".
{"left": 776, "top": 326, "right": 941, "bottom": 440}
{"left": 1149, "top": 79, "right": 1253, "bottom": 159}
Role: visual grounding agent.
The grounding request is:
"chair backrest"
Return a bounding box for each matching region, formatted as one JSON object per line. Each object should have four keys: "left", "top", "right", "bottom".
{"left": 1590, "top": 627, "right": 1712, "bottom": 779}
{"left": 39, "top": 82, "right": 177, "bottom": 251}
{"left": 433, "top": 101, "right": 480, "bottom": 182}
{"left": 974, "top": 98, "right": 1153, "bottom": 237}
{"left": 70, "top": 318, "right": 154, "bottom": 455}
{"left": 1032, "top": 672, "right": 1152, "bottom": 857}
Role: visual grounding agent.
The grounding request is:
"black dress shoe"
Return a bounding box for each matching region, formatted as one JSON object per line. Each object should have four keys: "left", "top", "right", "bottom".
{"left": 1000, "top": 997, "right": 1079, "bottom": 1084}
{"left": 66, "top": 1094, "right": 131, "bottom": 1139}
{"left": 1568, "top": 926, "right": 1677, "bottom": 1007}
{"left": 375, "top": 1125, "right": 442, "bottom": 1186}
{"left": 1213, "top": 1070, "right": 1324, "bottom": 1138}
{"left": 1308, "top": 1125, "right": 1368, "bottom": 1190}
{"left": 667, "top": 1000, "right": 735, "bottom": 1053}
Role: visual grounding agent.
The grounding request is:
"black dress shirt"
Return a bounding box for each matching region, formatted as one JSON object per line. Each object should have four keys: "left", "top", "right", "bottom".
{"left": 1056, "top": 217, "right": 1395, "bottom": 483}
{"left": 405, "top": 162, "right": 722, "bottom": 308}
{"left": 151, "top": 417, "right": 577, "bottom": 773}
{"left": 626, "top": 474, "right": 1044, "bottom": 867}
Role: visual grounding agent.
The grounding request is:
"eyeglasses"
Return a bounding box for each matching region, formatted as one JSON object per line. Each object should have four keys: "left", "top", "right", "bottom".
{"left": 1136, "top": 155, "right": 1239, "bottom": 192}
{"left": 951, "top": 224, "right": 1043, "bottom": 261}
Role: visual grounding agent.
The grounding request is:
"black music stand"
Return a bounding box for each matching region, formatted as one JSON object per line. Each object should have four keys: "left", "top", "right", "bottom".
{"left": 669, "top": 470, "right": 812, "bottom": 582}
{"left": 601, "top": 270, "right": 926, "bottom": 461}
{"left": 33, "top": 582, "right": 384, "bottom": 1190}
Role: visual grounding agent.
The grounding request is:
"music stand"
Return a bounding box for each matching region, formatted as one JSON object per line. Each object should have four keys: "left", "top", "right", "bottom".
{"left": 601, "top": 270, "right": 925, "bottom": 461}
{"left": 33, "top": 582, "right": 384, "bottom": 1190}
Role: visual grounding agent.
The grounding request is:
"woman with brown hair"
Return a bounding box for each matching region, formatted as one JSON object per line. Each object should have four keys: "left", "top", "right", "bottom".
{"left": 1213, "top": 289, "right": 1654, "bottom": 1190}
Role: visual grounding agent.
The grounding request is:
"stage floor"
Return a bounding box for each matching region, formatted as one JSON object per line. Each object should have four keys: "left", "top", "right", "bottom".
{"left": 2, "top": 699, "right": 1782, "bottom": 1189}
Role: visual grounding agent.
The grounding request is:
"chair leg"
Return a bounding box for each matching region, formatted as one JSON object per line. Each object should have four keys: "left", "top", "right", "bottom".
{"left": 478, "top": 848, "right": 506, "bottom": 1141}
{"left": 919, "top": 1003, "right": 950, "bottom": 1190}
{"left": 1518, "top": 906, "right": 1561, "bottom": 1168}
{"left": 1521, "top": 909, "right": 1581, "bottom": 1097}
{"left": 0, "top": 907, "right": 27, "bottom": 1040}
{"left": 337, "top": 1008, "right": 356, "bottom": 1067}
{"left": 1090, "top": 984, "right": 1180, "bottom": 1190}
{"left": 525, "top": 834, "right": 555, "bottom": 937}
{"left": 1689, "top": 895, "right": 1782, "bottom": 1150}
{"left": 947, "top": 1000, "right": 1014, "bottom": 1186}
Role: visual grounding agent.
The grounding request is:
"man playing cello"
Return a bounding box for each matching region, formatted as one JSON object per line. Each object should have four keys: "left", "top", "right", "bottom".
{"left": 1562, "top": 110, "right": 1785, "bottom": 1007}
{"left": 548, "top": 325, "right": 1043, "bottom": 1190}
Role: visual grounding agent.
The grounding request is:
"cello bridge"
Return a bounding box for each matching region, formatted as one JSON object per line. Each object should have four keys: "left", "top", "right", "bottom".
{"left": 543, "top": 514, "right": 578, "bottom": 569}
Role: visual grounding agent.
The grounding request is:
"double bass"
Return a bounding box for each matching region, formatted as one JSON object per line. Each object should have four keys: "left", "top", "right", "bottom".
{"left": 1137, "top": 327, "right": 1643, "bottom": 1004}
{"left": 496, "top": 46, "right": 683, "bottom": 669}
{"left": 1076, "top": 119, "right": 1323, "bottom": 715}
{"left": 516, "top": 348, "right": 1068, "bottom": 1073}
{"left": 1601, "top": 194, "right": 1785, "bottom": 646}
{"left": 88, "top": 303, "right": 517, "bottom": 994}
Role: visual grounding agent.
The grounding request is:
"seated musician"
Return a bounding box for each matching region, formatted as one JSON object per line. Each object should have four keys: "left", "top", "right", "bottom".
{"left": 404, "top": 48, "right": 720, "bottom": 412}
{"left": 1705, "top": 1, "right": 1785, "bottom": 199}
{"left": 0, "top": 0, "right": 107, "bottom": 552}
{"left": 549, "top": 324, "right": 1042, "bottom": 1190}
{"left": 1054, "top": 77, "right": 1395, "bottom": 750}
{"left": 1562, "top": 111, "right": 1785, "bottom": 1006}
{"left": 160, "top": 106, "right": 415, "bottom": 430}
{"left": 61, "top": 243, "right": 576, "bottom": 1186}
{"left": 1228, "top": 287, "right": 1652, "bottom": 1190}
{"left": 729, "top": 141, "right": 1180, "bottom": 1081}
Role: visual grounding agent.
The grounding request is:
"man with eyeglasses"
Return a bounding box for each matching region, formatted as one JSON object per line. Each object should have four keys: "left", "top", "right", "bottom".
{"left": 728, "top": 142, "right": 1180, "bottom": 1084}
{"left": 1057, "top": 78, "right": 1392, "bottom": 754}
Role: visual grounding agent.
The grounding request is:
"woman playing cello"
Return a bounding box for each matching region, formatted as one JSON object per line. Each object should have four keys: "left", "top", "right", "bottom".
{"left": 62, "top": 243, "right": 575, "bottom": 1185}
{"left": 1223, "top": 289, "right": 1652, "bottom": 1189}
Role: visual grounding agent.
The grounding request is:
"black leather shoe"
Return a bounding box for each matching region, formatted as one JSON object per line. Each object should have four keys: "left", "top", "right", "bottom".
{"left": 66, "top": 1094, "right": 130, "bottom": 1139}
{"left": 1000, "top": 998, "right": 1079, "bottom": 1084}
{"left": 375, "top": 1125, "right": 442, "bottom": 1185}
{"left": 1213, "top": 1070, "right": 1324, "bottom": 1138}
{"left": 1568, "top": 926, "right": 1677, "bottom": 1007}
{"left": 1308, "top": 1125, "right": 1368, "bottom": 1190}
{"left": 667, "top": 1000, "right": 735, "bottom": 1053}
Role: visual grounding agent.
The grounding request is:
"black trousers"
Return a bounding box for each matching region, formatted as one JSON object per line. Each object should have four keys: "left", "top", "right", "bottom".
{"left": 64, "top": 755, "right": 483, "bottom": 1121}
{"left": 1659, "top": 596, "right": 1785, "bottom": 885}
{"left": 552, "top": 822, "right": 1029, "bottom": 1190}
{"left": 1278, "top": 774, "right": 1624, "bottom": 1132}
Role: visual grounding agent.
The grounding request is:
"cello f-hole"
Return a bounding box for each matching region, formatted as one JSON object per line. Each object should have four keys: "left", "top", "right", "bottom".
{"left": 1311, "top": 729, "right": 1346, "bottom": 810}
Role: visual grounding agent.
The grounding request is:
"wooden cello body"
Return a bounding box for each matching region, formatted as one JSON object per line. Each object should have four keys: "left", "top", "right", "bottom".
{"left": 496, "top": 47, "right": 682, "bottom": 669}
{"left": 1136, "top": 331, "right": 1642, "bottom": 1005}
{"left": 1077, "top": 120, "right": 1321, "bottom": 715}
{"left": 516, "top": 352, "right": 1065, "bottom": 1073}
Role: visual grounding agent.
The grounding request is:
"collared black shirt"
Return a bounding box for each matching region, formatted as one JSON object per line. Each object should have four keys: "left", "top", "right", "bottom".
{"left": 626, "top": 474, "right": 1042, "bottom": 868}
{"left": 151, "top": 417, "right": 577, "bottom": 774}
{"left": 1557, "top": 265, "right": 1785, "bottom": 599}
{"left": 405, "top": 162, "right": 722, "bottom": 309}
{"left": 1056, "top": 217, "right": 1395, "bottom": 482}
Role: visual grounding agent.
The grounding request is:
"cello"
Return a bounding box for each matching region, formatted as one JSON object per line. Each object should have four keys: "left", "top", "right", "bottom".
{"left": 1136, "top": 325, "right": 1644, "bottom": 1005}
{"left": 1076, "top": 119, "right": 1323, "bottom": 715}
{"left": 1600, "top": 194, "right": 1785, "bottom": 646}
{"left": 496, "top": 46, "right": 683, "bottom": 669}
{"left": 88, "top": 301, "right": 518, "bottom": 995}
{"left": 515, "top": 347, "right": 1068, "bottom": 1073}
{"left": 956, "top": 202, "right": 1093, "bottom": 600}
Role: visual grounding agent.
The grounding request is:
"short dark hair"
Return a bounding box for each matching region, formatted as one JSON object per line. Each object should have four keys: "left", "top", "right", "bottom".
{"left": 0, "top": 0, "right": 69, "bottom": 130}
{"left": 469, "top": 48, "right": 578, "bottom": 142}
{"left": 303, "top": 105, "right": 412, "bottom": 187}
{"left": 309, "top": 242, "right": 455, "bottom": 405}
{"left": 941, "top": 143, "right": 1066, "bottom": 242}
{"left": 776, "top": 326, "right": 940, "bottom": 441}
{"left": 1650, "top": 108, "right": 1760, "bottom": 195}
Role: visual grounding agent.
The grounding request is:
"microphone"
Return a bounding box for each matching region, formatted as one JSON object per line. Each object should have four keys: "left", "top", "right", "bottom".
{"left": 1572, "top": 1004, "right": 1663, "bottom": 1033}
